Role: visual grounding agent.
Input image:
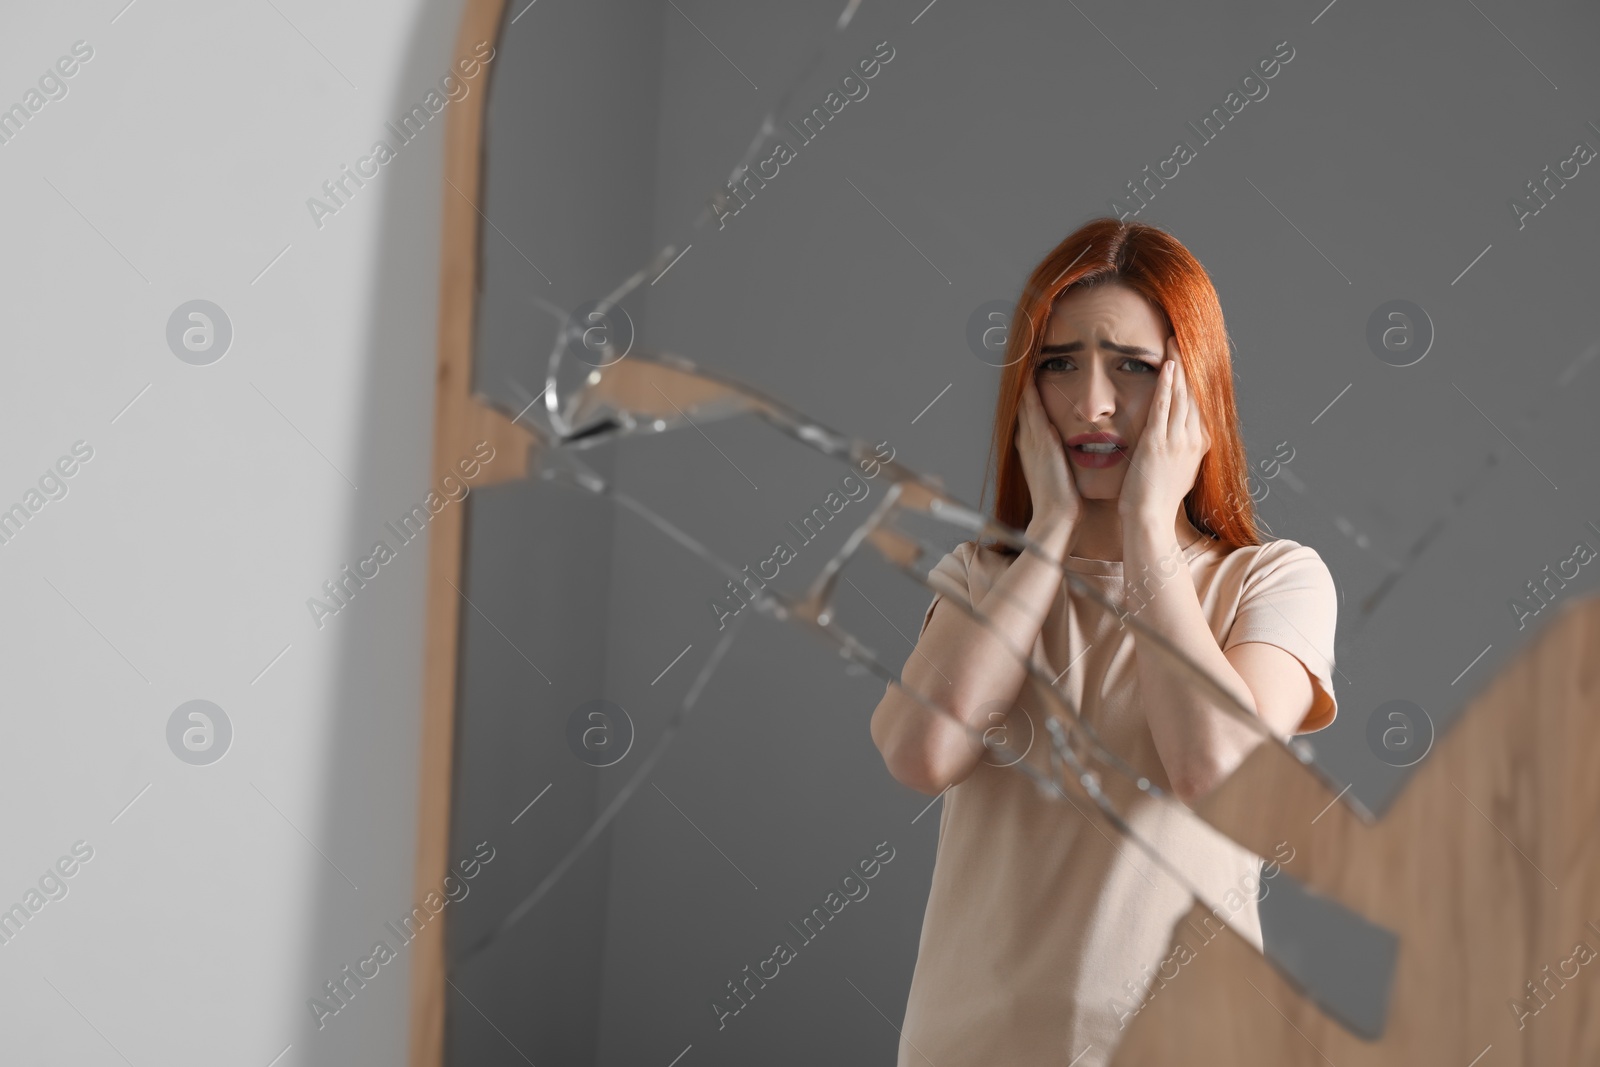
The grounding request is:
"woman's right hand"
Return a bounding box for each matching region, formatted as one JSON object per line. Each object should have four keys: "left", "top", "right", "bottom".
{"left": 1015, "top": 373, "right": 1082, "bottom": 540}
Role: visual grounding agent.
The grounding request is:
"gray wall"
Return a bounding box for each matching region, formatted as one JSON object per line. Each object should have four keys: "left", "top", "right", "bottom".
{"left": 452, "top": 0, "right": 1600, "bottom": 1062}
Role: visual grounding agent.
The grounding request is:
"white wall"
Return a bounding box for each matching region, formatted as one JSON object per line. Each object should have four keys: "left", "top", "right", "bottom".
{"left": 0, "top": 1, "right": 462, "bottom": 1063}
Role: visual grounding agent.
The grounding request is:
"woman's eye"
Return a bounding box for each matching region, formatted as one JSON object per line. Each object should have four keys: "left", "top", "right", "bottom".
{"left": 1035, "top": 356, "right": 1158, "bottom": 374}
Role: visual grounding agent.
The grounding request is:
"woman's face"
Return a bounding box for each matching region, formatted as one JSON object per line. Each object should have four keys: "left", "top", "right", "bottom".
{"left": 1032, "top": 281, "right": 1172, "bottom": 501}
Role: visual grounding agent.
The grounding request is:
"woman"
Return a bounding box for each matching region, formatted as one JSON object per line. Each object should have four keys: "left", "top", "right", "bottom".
{"left": 869, "top": 218, "right": 1339, "bottom": 1066}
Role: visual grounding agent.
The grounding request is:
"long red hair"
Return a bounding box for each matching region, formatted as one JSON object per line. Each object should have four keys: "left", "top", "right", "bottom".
{"left": 982, "top": 217, "right": 1261, "bottom": 552}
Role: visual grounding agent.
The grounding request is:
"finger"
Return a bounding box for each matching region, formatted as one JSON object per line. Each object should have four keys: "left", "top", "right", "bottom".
{"left": 1178, "top": 360, "right": 1195, "bottom": 443}
{"left": 1153, "top": 359, "right": 1173, "bottom": 443}
{"left": 1024, "top": 383, "right": 1045, "bottom": 442}
{"left": 1020, "top": 375, "right": 1039, "bottom": 419}
{"left": 1172, "top": 357, "right": 1188, "bottom": 438}
{"left": 1188, "top": 401, "right": 1205, "bottom": 456}
{"left": 1175, "top": 358, "right": 1205, "bottom": 449}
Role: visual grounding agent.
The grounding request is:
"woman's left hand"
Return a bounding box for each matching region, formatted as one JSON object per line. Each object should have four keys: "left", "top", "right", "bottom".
{"left": 1118, "top": 336, "right": 1211, "bottom": 525}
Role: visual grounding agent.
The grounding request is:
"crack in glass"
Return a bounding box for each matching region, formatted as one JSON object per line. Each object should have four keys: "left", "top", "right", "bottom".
{"left": 451, "top": 338, "right": 1386, "bottom": 1035}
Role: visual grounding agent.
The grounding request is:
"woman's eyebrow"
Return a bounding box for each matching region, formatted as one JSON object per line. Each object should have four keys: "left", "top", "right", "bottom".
{"left": 1037, "top": 339, "right": 1161, "bottom": 357}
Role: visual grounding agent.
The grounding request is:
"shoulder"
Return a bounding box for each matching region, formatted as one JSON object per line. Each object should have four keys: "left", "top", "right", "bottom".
{"left": 967, "top": 538, "right": 1020, "bottom": 575}
{"left": 1221, "top": 536, "right": 1332, "bottom": 581}
{"left": 1216, "top": 537, "right": 1340, "bottom": 733}
{"left": 929, "top": 538, "right": 1011, "bottom": 585}
{"left": 1217, "top": 537, "right": 1338, "bottom": 618}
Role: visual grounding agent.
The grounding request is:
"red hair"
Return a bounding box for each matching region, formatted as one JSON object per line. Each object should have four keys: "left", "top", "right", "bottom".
{"left": 981, "top": 217, "right": 1261, "bottom": 552}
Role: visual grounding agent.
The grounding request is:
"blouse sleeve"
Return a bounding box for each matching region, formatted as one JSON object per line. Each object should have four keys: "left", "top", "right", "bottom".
{"left": 918, "top": 540, "right": 977, "bottom": 638}
{"left": 1222, "top": 539, "right": 1340, "bottom": 734}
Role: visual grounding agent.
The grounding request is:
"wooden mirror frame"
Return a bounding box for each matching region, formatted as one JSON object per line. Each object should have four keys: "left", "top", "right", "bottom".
{"left": 406, "top": 2, "right": 531, "bottom": 1064}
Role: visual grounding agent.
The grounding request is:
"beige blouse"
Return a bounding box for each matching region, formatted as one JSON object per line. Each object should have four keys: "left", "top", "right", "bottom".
{"left": 894, "top": 535, "right": 1339, "bottom": 1067}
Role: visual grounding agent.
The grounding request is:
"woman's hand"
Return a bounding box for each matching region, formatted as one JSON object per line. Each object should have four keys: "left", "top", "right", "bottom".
{"left": 1016, "top": 373, "right": 1082, "bottom": 538}
{"left": 1118, "top": 336, "right": 1211, "bottom": 526}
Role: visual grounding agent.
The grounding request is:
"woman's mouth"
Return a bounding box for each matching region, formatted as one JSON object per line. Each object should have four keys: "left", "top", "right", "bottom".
{"left": 1066, "top": 433, "right": 1128, "bottom": 468}
{"left": 1067, "top": 443, "right": 1126, "bottom": 468}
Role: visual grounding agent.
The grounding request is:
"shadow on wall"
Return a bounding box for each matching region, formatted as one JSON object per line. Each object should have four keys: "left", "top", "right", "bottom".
{"left": 288, "top": 0, "right": 472, "bottom": 1063}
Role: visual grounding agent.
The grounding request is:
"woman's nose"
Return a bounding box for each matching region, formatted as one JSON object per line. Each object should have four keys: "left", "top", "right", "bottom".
{"left": 1078, "top": 365, "right": 1117, "bottom": 419}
